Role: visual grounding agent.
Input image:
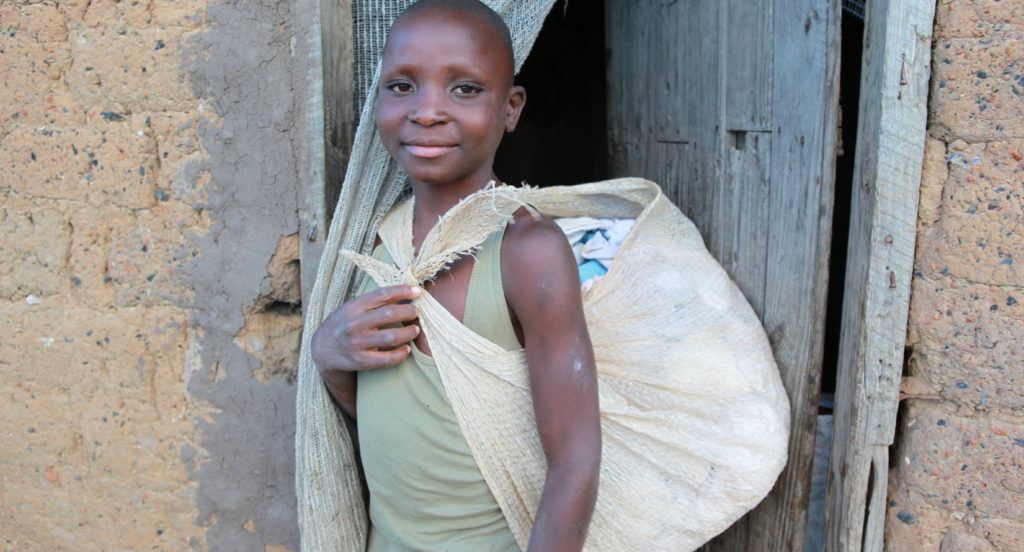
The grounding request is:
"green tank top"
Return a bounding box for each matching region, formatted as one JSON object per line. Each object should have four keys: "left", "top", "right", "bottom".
{"left": 355, "top": 229, "right": 522, "bottom": 552}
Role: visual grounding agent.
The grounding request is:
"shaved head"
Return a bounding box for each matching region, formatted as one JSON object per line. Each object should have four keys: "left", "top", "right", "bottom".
{"left": 388, "top": 0, "right": 515, "bottom": 82}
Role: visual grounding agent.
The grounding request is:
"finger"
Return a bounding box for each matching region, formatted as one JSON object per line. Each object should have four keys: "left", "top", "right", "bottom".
{"left": 357, "top": 346, "right": 412, "bottom": 370}
{"left": 361, "top": 325, "right": 420, "bottom": 350}
{"left": 362, "top": 303, "right": 419, "bottom": 329}
{"left": 357, "top": 285, "right": 422, "bottom": 311}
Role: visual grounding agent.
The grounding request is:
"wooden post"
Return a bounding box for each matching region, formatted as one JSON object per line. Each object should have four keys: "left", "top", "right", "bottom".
{"left": 322, "top": 0, "right": 356, "bottom": 226}
{"left": 824, "top": 1, "right": 936, "bottom": 550}
{"left": 293, "top": 0, "right": 326, "bottom": 308}
{"left": 299, "top": 0, "right": 355, "bottom": 307}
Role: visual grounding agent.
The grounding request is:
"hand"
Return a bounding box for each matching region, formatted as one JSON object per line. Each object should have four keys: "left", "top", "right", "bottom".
{"left": 312, "top": 284, "right": 423, "bottom": 377}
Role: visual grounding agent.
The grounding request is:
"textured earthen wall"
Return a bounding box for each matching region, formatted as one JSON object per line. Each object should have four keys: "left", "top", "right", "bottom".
{"left": 888, "top": 1, "right": 1024, "bottom": 550}
{"left": 1, "top": 0, "right": 314, "bottom": 549}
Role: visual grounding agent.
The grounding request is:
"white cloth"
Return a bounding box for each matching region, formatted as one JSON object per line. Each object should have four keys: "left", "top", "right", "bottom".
{"left": 556, "top": 217, "right": 613, "bottom": 265}
{"left": 580, "top": 232, "right": 617, "bottom": 269}
{"left": 604, "top": 219, "right": 634, "bottom": 245}
{"left": 558, "top": 217, "right": 636, "bottom": 271}
{"left": 554, "top": 216, "right": 613, "bottom": 244}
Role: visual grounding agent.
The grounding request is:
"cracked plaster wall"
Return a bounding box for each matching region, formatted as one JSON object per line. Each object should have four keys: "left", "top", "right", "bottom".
{"left": 1, "top": 0, "right": 320, "bottom": 550}
{"left": 887, "top": 1, "right": 1024, "bottom": 551}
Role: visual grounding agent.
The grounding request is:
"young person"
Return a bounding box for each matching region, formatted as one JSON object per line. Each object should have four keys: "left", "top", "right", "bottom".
{"left": 310, "top": 1, "right": 601, "bottom": 550}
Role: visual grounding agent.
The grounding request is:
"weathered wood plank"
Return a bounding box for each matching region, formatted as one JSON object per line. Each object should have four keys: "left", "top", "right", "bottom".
{"left": 724, "top": 0, "right": 773, "bottom": 132}
{"left": 636, "top": 0, "right": 720, "bottom": 245}
{"left": 322, "top": 0, "right": 355, "bottom": 225}
{"left": 607, "top": 0, "right": 717, "bottom": 225}
{"left": 707, "top": 1, "right": 840, "bottom": 550}
{"left": 824, "top": 1, "right": 935, "bottom": 550}
{"left": 720, "top": 0, "right": 774, "bottom": 311}
{"left": 605, "top": 0, "right": 652, "bottom": 184}
{"left": 295, "top": 0, "right": 332, "bottom": 307}
{"left": 718, "top": 131, "right": 772, "bottom": 316}
{"left": 671, "top": 2, "right": 721, "bottom": 250}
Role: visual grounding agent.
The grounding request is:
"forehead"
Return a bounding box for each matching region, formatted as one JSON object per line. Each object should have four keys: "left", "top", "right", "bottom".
{"left": 382, "top": 10, "right": 511, "bottom": 76}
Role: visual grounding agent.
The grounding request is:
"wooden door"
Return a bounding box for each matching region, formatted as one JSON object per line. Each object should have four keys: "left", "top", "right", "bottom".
{"left": 606, "top": 0, "right": 841, "bottom": 550}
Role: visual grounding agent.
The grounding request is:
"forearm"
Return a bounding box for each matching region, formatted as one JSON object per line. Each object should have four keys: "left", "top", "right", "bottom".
{"left": 501, "top": 216, "right": 602, "bottom": 550}
{"left": 322, "top": 370, "right": 357, "bottom": 419}
{"left": 527, "top": 458, "right": 600, "bottom": 552}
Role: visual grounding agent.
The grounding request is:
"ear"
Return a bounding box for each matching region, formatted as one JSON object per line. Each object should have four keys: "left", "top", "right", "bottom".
{"left": 504, "top": 85, "right": 526, "bottom": 132}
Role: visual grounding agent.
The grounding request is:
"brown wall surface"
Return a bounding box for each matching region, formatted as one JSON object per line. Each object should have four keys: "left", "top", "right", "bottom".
{"left": 0, "top": 0, "right": 320, "bottom": 549}
{"left": 888, "top": 1, "right": 1024, "bottom": 550}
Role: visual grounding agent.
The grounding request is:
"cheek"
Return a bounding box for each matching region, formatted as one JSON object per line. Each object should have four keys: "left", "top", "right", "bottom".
{"left": 375, "top": 103, "right": 401, "bottom": 138}
{"left": 470, "top": 107, "right": 508, "bottom": 146}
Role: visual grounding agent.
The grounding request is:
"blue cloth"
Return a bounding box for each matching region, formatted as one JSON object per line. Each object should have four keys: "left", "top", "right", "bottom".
{"left": 578, "top": 259, "right": 608, "bottom": 283}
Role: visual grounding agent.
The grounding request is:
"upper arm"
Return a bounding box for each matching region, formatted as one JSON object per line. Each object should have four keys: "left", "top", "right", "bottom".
{"left": 501, "top": 211, "right": 601, "bottom": 469}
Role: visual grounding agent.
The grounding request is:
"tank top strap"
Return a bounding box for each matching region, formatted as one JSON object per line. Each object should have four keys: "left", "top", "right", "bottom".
{"left": 463, "top": 226, "right": 522, "bottom": 352}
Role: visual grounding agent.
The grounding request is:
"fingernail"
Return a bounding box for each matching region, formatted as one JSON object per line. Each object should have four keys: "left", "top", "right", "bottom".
{"left": 414, "top": 325, "right": 421, "bottom": 336}
{"left": 410, "top": 286, "right": 422, "bottom": 297}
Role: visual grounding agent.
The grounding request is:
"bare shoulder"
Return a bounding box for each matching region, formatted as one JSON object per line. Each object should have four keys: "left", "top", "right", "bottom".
{"left": 500, "top": 207, "right": 580, "bottom": 308}
{"left": 501, "top": 206, "right": 577, "bottom": 274}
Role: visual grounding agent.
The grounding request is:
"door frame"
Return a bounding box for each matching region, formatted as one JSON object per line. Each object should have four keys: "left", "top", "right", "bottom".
{"left": 298, "top": 0, "right": 355, "bottom": 307}
{"left": 825, "top": 1, "right": 936, "bottom": 551}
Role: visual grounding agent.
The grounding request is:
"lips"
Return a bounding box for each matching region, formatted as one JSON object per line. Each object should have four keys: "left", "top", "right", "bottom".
{"left": 402, "top": 140, "right": 457, "bottom": 159}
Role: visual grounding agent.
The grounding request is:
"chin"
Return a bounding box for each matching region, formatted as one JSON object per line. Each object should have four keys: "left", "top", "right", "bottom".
{"left": 407, "top": 173, "right": 466, "bottom": 187}
{"left": 401, "top": 164, "right": 468, "bottom": 187}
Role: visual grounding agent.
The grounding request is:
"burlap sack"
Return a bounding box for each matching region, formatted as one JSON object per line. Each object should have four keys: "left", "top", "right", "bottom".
{"left": 342, "top": 179, "right": 790, "bottom": 551}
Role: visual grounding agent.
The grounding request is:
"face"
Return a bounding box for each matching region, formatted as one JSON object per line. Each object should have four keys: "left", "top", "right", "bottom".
{"left": 376, "top": 10, "right": 525, "bottom": 189}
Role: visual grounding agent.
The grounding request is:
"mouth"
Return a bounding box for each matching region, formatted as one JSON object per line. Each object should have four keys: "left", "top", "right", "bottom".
{"left": 402, "top": 141, "right": 457, "bottom": 159}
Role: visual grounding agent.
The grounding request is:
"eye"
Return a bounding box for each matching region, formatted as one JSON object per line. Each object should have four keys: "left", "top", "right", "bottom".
{"left": 452, "top": 83, "right": 483, "bottom": 97}
{"left": 385, "top": 81, "right": 413, "bottom": 94}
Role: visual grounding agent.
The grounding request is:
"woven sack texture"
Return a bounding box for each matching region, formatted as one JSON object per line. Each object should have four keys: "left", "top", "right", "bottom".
{"left": 342, "top": 179, "right": 791, "bottom": 551}
{"left": 296, "top": 2, "right": 557, "bottom": 551}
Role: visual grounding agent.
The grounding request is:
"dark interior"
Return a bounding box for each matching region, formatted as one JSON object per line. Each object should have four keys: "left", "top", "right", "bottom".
{"left": 494, "top": 0, "right": 607, "bottom": 188}
{"left": 819, "top": 11, "right": 865, "bottom": 406}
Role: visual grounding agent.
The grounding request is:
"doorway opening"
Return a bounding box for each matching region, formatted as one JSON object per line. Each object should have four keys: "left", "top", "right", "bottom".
{"left": 804, "top": 5, "right": 865, "bottom": 552}
{"left": 492, "top": 1, "right": 868, "bottom": 550}
{"left": 821, "top": 2, "right": 866, "bottom": 408}
{"left": 494, "top": 0, "right": 607, "bottom": 187}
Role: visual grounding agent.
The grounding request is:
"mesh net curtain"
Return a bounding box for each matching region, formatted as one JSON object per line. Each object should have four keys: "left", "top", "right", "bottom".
{"left": 295, "top": 2, "right": 558, "bottom": 550}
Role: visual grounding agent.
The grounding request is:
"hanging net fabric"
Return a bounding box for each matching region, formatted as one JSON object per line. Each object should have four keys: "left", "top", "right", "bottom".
{"left": 295, "top": 2, "right": 790, "bottom": 552}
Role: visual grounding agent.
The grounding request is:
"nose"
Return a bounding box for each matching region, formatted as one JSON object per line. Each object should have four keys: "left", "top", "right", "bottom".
{"left": 408, "top": 87, "right": 449, "bottom": 126}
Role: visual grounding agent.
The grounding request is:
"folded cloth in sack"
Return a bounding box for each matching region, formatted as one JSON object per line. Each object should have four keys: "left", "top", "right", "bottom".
{"left": 342, "top": 178, "right": 790, "bottom": 551}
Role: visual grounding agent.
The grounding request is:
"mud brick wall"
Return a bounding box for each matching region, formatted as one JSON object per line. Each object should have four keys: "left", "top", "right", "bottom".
{"left": 1, "top": 1, "right": 319, "bottom": 549}
{"left": 887, "top": 1, "right": 1024, "bottom": 550}
{"left": 13, "top": 0, "right": 1023, "bottom": 551}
